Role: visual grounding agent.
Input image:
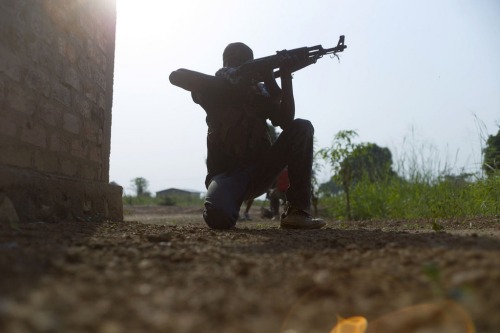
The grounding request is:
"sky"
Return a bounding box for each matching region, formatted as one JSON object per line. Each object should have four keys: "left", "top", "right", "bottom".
{"left": 110, "top": 0, "right": 500, "bottom": 196}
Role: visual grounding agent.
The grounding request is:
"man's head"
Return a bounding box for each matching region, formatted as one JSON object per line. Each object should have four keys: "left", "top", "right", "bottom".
{"left": 223, "top": 42, "right": 253, "bottom": 67}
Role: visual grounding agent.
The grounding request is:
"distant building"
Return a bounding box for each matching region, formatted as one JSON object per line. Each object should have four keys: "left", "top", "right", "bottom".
{"left": 156, "top": 188, "right": 203, "bottom": 200}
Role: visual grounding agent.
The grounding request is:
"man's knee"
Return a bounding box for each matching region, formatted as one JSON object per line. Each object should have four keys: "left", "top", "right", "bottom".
{"left": 203, "top": 203, "right": 237, "bottom": 230}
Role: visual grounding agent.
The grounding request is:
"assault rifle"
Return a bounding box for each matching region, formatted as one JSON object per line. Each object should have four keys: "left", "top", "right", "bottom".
{"left": 237, "top": 35, "right": 347, "bottom": 79}
{"left": 169, "top": 36, "right": 346, "bottom": 93}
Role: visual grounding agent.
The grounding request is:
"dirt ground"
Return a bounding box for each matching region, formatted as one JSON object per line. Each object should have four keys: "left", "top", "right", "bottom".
{"left": 1, "top": 204, "right": 499, "bottom": 333}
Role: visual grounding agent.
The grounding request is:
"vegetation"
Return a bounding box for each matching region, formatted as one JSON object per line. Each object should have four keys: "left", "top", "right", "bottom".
{"left": 157, "top": 194, "right": 204, "bottom": 207}
{"left": 318, "top": 130, "right": 397, "bottom": 219}
{"left": 123, "top": 194, "right": 205, "bottom": 207}
{"left": 483, "top": 127, "right": 500, "bottom": 176}
{"left": 123, "top": 177, "right": 205, "bottom": 206}
{"left": 318, "top": 130, "right": 500, "bottom": 221}
{"left": 123, "top": 126, "right": 500, "bottom": 222}
{"left": 319, "top": 171, "right": 499, "bottom": 220}
{"left": 130, "top": 177, "right": 151, "bottom": 197}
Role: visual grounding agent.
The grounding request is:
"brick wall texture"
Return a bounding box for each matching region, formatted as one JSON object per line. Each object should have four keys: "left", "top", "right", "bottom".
{"left": 0, "top": 0, "right": 116, "bottom": 183}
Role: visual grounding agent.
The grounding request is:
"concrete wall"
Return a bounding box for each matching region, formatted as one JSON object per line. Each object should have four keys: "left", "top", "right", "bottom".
{"left": 0, "top": 0, "right": 122, "bottom": 223}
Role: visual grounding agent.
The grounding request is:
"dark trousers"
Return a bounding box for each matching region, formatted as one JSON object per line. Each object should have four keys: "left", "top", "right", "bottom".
{"left": 203, "top": 118, "right": 314, "bottom": 229}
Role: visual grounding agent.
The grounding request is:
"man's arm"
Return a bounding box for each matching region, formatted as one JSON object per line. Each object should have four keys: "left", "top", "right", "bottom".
{"left": 169, "top": 68, "right": 232, "bottom": 94}
{"left": 264, "top": 59, "right": 296, "bottom": 130}
{"left": 277, "top": 72, "right": 295, "bottom": 129}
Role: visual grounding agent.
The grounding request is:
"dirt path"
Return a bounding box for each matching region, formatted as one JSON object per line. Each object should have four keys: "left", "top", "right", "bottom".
{"left": 1, "top": 205, "right": 499, "bottom": 333}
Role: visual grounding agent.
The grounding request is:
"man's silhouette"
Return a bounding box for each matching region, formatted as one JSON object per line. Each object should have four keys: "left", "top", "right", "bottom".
{"left": 170, "top": 42, "right": 324, "bottom": 229}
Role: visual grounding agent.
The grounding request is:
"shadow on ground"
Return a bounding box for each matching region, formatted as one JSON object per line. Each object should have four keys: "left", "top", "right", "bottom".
{"left": 1, "top": 207, "right": 499, "bottom": 333}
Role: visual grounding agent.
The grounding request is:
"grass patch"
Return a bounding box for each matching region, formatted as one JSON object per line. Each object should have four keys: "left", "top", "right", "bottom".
{"left": 123, "top": 195, "right": 205, "bottom": 207}
{"left": 320, "top": 171, "right": 499, "bottom": 220}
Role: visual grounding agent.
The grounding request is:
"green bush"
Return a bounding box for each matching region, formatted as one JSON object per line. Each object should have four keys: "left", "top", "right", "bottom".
{"left": 318, "top": 128, "right": 500, "bottom": 221}
{"left": 320, "top": 170, "right": 499, "bottom": 220}
{"left": 158, "top": 196, "right": 176, "bottom": 206}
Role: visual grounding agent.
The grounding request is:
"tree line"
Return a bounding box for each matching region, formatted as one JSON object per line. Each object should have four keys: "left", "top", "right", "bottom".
{"left": 124, "top": 127, "right": 500, "bottom": 220}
